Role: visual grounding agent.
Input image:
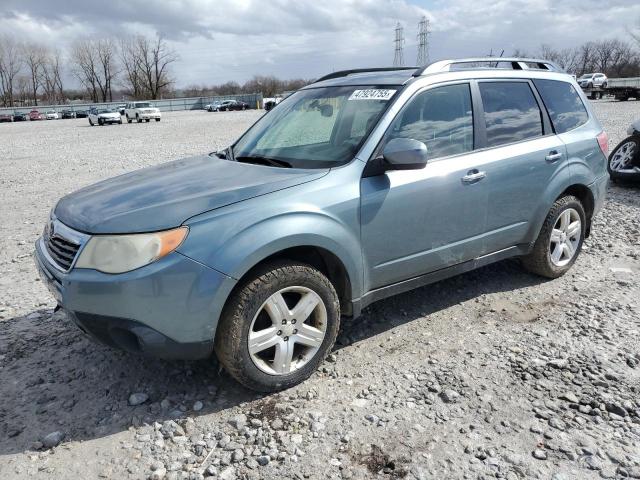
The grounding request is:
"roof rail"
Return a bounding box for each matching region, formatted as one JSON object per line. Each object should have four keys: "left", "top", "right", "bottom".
{"left": 413, "top": 57, "right": 563, "bottom": 76}
{"left": 315, "top": 66, "right": 418, "bottom": 83}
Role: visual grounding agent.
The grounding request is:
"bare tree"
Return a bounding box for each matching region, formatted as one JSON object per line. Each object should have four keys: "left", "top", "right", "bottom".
{"left": 40, "top": 48, "right": 65, "bottom": 104}
{"left": 537, "top": 44, "right": 579, "bottom": 73}
{"left": 0, "top": 36, "right": 22, "bottom": 107}
{"left": 136, "top": 35, "right": 178, "bottom": 99}
{"left": 96, "top": 39, "right": 117, "bottom": 102}
{"left": 70, "top": 39, "right": 99, "bottom": 102}
{"left": 22, "top": 42, "right": 46, "bottom": 106}
{"left": 119, "top": 36, "right": 143, "bottom": 98}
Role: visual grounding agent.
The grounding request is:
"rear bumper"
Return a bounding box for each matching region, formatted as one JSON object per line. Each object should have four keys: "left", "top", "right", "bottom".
{"left": 34, "top": 238, "right": 236, "bottom": 359}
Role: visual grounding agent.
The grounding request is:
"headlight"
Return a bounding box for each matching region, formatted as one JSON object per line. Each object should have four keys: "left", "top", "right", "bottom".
{"left": 75, "top": 227, "right": 188, "bottom": 274}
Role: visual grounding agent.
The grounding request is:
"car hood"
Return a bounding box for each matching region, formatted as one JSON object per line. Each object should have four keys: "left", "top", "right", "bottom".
{"left": 55, "top": 155, "right": 328, "bottom": 234}
{"left": 98, "top": 112, "right": 119, "bottom": 118}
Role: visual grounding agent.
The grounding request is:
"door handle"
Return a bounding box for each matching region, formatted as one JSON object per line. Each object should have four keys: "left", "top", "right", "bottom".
{"left": 545, "top": 151, "right": 563, "bottom": 163}
{"left": 461, "top": 169, "right": 486, "bottom": 184}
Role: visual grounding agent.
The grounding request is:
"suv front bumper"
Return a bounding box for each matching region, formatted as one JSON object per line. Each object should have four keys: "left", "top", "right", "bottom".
{"left": 34, "top": 236, "right": 235, "bottom": 359}
{"left": 137, "top": 112, "right": 161, "bottom": 119}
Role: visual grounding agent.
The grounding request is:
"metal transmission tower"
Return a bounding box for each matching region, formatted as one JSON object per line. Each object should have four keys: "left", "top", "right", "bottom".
{"left": 416, "top": 16, "right": 430, "bottom": 66}
{"left": 393, "top": 22, "right": 405, "bottom": 67}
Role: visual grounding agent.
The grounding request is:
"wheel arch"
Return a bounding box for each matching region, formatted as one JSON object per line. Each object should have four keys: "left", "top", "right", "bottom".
{"left": 224, "top": 245, "right": 354, "bottom": 318}
{"left": 557, "top": 184, "right": 595, "bottom": 237}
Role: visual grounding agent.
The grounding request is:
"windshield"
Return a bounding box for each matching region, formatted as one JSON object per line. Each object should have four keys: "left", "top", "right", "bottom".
{"left": 233, "top": 85, "right": 397, "bottom": 168}
{"left": 98, "top": 109, "right": 115, "bottom": 113}
{"left": 135, "top": 102, "right": 151, "bottom": 108}
{"left": 579, "top": 74, "right": 593, "bottom": 79}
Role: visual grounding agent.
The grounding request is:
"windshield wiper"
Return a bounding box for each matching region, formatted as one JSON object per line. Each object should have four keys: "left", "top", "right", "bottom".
{"left": 235, "top": 155, "right": 292, "bottom": 168}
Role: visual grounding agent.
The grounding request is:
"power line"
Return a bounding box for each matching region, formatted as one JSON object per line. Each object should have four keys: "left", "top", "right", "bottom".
{"left": 393, "top": 22, "right": 405, "bottom": 67}
{"left": 416, "top": 16, "right": 430, "bottom": 66}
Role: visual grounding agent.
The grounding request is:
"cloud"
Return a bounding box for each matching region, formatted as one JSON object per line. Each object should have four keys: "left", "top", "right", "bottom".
{"left": 0, "top": 0, "right": 639, "bottom": 86}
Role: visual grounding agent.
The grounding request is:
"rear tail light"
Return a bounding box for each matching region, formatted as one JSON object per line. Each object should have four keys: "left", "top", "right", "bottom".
{"left": 597, "top": 131, "right": 609, "bottom": 157}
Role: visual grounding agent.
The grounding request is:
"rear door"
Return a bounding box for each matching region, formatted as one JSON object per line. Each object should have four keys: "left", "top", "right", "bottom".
{"left": 475, "top": 80, "right": 570, "bottom": 254}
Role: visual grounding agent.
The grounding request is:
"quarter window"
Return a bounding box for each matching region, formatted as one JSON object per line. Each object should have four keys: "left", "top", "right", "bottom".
{"left": 385, "top": 83, "right": 474, "bottom": 160}
{"left": 533, "top": 79, "right": 589, "bottom": 134}
{"left": 479, "top": 82, "right": 543, "bottom": 147}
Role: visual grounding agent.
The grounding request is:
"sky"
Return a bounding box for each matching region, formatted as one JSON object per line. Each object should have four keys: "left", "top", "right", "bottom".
{"left": 1, "top": 0, "right": 639, "bottom": 88}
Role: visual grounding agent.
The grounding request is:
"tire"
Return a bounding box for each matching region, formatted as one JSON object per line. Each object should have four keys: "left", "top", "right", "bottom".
{"left": 145, "top": 119, "right": 150, "bottom": 122}
{"left": 608, "top": 136, "right": 640, "bottom": 183}
{"left": 118, "top": 119, "right": 122, "bottom": 124}
{"left": 521, "top": 196, "right": 586, "bottom": 279}
{"left": 155, "top": 118, "right": 160, "bottom": 122}
{"left": 126, "top": 115, "right": 132, "bottom": 124}
{"left": 215, "top": 261, "right": 340, "bottom": 392}
{"left": 136, "top": 115, "right": 142, "bottom": 123}
{"left": 89, "top": 119, "right": 94, "bottom": 126}
{"left": 98, "top": 118, "right": 104, "bottom": 126}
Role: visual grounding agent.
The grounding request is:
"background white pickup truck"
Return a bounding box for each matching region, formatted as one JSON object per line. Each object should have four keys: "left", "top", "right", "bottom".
{"left": 124, "top": 102, "right": 161, "bottom": 123}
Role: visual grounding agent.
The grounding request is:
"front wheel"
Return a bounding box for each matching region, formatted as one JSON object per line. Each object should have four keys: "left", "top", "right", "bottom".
{"left": 136, "top": 115, "right": 142, "bottom": 123}
{"left": 98, "top": 118, "right": 104, "bottom": 126}
{"left": 521, "top": 196, "right": 585, "bottom": 279}
{"left": 89, "top": 119, "right": 94, "bottom": 126}
{"left": 215, "top": 261, "right": 340, "bottom": 392}
{"left": 126, "top": 115, "right": 132, "bottom": 124}
{"left": 155, "top": 118, "right": 160, "bottom": 122}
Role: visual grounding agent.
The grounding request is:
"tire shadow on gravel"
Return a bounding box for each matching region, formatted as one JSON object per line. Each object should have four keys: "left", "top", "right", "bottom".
{"left": 336, "top": 259, "right": 546, "bottom": 348}
{"left": 0, "top": 309, "right": 261, "bottom": 455}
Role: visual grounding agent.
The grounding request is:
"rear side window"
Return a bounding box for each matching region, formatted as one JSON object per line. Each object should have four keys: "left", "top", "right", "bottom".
{"left": 533, "top": 79, "right": 589, "bottom": 133}
{"left": 479, "top": 82, "right": 543, "bottom": 147}
{"left": 386, "top": 83, "right": 474, "bottom": 160}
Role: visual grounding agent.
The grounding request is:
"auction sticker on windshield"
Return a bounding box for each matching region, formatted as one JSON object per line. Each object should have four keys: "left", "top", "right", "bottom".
{"left": 349, "top": 89, "right": 396, "bottom": 101}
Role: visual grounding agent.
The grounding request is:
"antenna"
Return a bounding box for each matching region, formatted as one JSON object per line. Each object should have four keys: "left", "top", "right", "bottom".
{"left": 416, "top": 16, "right": 430, "bottom": 66}
{"left": 393, "top": 22, "right": 405, "bottom": 67}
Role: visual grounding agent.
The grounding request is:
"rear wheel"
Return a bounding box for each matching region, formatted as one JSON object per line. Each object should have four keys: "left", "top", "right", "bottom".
{"left": 136, "top": 114, "right": 142, "bottom": 123}
{"left": 215, "top": 261, "right": 340, "bottom": 392}
{"left": 98, "top": 118, "right": 104, "bottom": 126}
{"left": 521, "top": 196, "right": 585, "bottom": 279}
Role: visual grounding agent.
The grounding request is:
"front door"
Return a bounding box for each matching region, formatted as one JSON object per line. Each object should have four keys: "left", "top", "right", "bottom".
{"left": 360, "top": 82, "right": 489, "bottom": 291}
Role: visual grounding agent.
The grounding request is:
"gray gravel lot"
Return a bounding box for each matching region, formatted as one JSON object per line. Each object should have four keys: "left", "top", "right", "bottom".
{"left": 0, "top": 102, "right": 639, "bottom": 480}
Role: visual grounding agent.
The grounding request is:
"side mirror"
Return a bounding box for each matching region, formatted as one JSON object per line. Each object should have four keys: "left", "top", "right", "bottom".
{"left": 383, "top": 138, "right": 428, "bottom": 170}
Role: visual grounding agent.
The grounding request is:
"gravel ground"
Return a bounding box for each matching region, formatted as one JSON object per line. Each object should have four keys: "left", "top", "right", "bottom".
{"left": 0, "top": 102, "right": 639, "bottom": 480}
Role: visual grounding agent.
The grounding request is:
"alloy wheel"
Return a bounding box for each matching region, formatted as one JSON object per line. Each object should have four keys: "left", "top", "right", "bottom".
{"left": 610, "top": 141, "right": 637, "bottom": 172}
{"left": 549, "top": 208, "right": 581, "bottom": 267}
{"left": 248, "top": 286, "right": 327, "bottom": 375}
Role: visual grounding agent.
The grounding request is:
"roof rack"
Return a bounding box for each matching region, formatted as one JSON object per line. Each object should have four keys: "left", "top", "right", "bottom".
{"left": 414, "top": 57, "right": 563, "bottom": 76}
{"left": 315, "top": 66, "right": 418, "bottom": 83}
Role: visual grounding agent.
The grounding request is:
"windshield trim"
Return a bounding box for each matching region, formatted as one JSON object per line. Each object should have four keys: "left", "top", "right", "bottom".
{"left": 231, "top": 84, "right": 405, "bottom": 169}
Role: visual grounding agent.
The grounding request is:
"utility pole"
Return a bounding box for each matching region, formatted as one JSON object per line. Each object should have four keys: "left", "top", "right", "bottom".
{"left": 393, "top": 22, "right": 405, "bottom": 67}
{"left": 416, "top": 16, "right": 430, "bottom": 66}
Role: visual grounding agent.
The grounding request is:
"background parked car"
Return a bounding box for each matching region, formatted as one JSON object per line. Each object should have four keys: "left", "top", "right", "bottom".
{"left": 204, "top": 101, "right": 222, "bottom": 112}
{"left": 29, "top": 109, "right": 44, "bottom": 121}
{"left": 0, "top": 112, "right": 13, "bottom": 122}
{"left": 45, "top": 110, "right": 59, "bottom": 120}
{"left": 211, "top": 99, "right": 250, "bottom": 111}
{"left": 125, "top": 101, "right": 161, "bottom": 123}
{"left": 75, "top": 110, "right": 88, "bottom": 118}
{"left": 578, "top": 73, "right": 608, "bottom": 89}
{"left": 88, "top": 107, "right": 122, "bottom": 126}
{"left": 12, "top": 112, "right": 28, "bottom": 122}
{"left": 61, "top": 110, "right": 76, "bottom": 119}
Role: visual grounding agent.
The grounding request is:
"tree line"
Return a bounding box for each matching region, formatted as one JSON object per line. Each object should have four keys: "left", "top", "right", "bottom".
{"left": 513, "top": 36, "right": 640, "bottom": 78}
{"left": 181, "top": 76, "right": 312, "bottom": 99}
{"left": 0, "top": 34, "right": 178, "bottom": 107}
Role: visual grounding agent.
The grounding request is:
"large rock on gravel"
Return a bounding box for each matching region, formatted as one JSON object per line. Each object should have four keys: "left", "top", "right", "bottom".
{"left": 128, "top": 392, "right": 149, "bottom": 406}
{"left": 42, "top": 431, "right": 65, "bottom": 448}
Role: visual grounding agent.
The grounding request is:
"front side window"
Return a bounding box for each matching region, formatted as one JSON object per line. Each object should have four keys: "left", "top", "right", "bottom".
{"left": 233, "top": 86, "right": 397, "bottom": 168}
{"left": 384, "top": 83, "right": 474, "bottom": 160}
{"left": 533, "top": 79, "right": 589, "bottom": 134}
{"left": 479, "top": 82, "right": 543, "bottom": 147}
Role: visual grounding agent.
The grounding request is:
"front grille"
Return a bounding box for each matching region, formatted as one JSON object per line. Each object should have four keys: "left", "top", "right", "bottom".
{"left": 46, "top": 234, "right": 80, "bottom": 271}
